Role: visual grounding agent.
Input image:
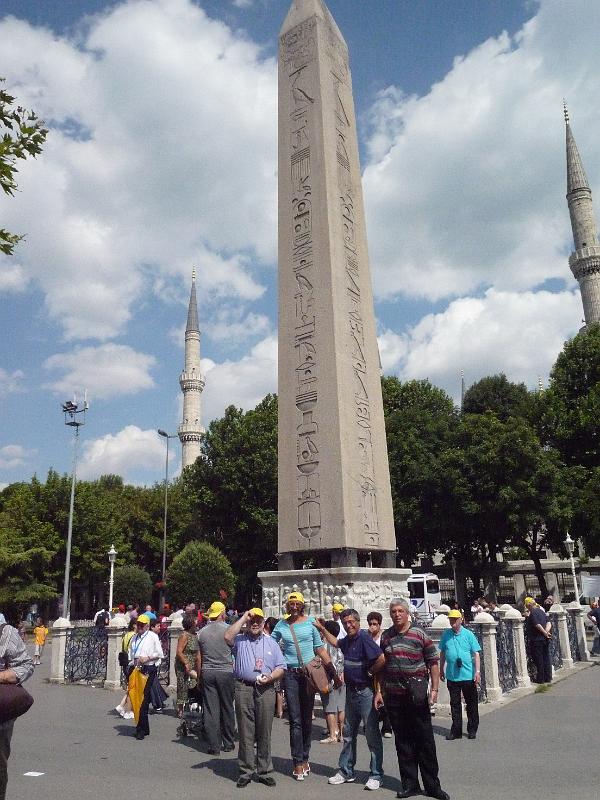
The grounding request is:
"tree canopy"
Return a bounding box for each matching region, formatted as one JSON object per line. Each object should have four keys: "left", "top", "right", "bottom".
{"left": 167, "top": 541, "right": 235, "bottom": 609}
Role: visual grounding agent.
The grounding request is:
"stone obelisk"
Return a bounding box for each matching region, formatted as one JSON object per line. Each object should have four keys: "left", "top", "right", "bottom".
{"left": 259, "top": 0, "right": 410, "bottom": 621}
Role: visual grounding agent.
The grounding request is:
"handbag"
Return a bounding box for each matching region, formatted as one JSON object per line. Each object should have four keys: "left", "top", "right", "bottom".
{"left": 0, "top": 625, "right": 34, "bottom": 723}
{"left": 403, "top": 675, "right": 429, "bottom": 707}
{"left": 289, "top": 623, "right": 330, "bottom": 695}
{"left": 118, "top": 650, "right": 129, "bottom": 668}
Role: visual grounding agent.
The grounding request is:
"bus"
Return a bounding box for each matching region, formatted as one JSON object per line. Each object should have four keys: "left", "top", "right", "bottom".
{"left": 407, "top": 573, "right": 442, "bottom": 622}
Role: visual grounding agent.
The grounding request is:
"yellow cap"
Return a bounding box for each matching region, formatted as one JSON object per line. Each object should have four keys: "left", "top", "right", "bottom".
{"left": 207, "top": 601, "right": 226, "bottom": 619}
{"left": 524, "top": 597, "right": 536, "bottom": 606}
{"left": 287, "top": 592, "right": 305, "bottom": 604}
{"left": 448, "top": 609, "right": 462, "bottom": 619}
{"left": 248, "top": 607, "right": 264, "bottom": 618}
{"left": 332, "top": 603, "right": 345, "bottom": 613}
{"left": 137, "top": 614, "right": 150, "bottom": 624}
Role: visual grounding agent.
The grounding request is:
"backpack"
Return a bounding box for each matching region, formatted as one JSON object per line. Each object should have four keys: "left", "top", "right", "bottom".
{"left": 95, "top": 611, "right": 109, "bottom": 627}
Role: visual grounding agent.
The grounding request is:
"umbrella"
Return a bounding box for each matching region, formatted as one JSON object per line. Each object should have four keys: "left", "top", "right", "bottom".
{"left": 127, "top": 668, "right": 148, "bottom": 724}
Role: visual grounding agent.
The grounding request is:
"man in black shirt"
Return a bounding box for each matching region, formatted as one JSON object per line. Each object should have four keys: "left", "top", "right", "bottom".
{"left": 525, "top": 597, "right": 552, "bottom": 683}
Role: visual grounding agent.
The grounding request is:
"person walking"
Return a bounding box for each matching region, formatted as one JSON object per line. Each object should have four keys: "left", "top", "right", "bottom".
{"left": 524, "top": 597, "right": 552, "bottom": 683}
{"left": 198, "top": 600, "right": 236, "bottom": 755}
{"left": 224, "top": 608, "right": 286, "bottom": 787}
{"left": 315, "top": 609, "right": 385, "bottom": 791}
{"left": 271, "top": 591, "right": 338, "bottom": 781}
{"left": 374, "top": 598, "right": 449, "bottom": 800}
{"left": 127, "top": 613, "right": 164, "bottom": 740}
{"left": 175, "top": 613, "right": 201, "bottom": 719}
{"left": 32, "top": 617, "right": 48, "bottom": 666}
{"left": 0, "top": 613, "right": 35, "bottom": 800}
{"left": 439, "top": 609, "right": 481, "bottom": 740}
{"left": 587, "top": 600, "right": 600, "bottom": 656}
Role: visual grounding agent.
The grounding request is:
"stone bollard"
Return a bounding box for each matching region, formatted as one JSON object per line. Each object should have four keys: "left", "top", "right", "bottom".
{"left": 429, "top": 614, "right": 451, "bottom": 707}
{"left": 549, "top": 603, "right": 573, "bottom": 669}
{"left": 50, "top": 617, "right": 73, "bottom": 684}
{"left": 472, "top": 611, "right": 502, "bottom": 702}
{"left": 437, "top": 604, "right": 450, "bottom": 615}
{"left": 105, "top": 614, "right": 129, "bottom": 690}
{"left": 504, "top": 608, "right": 530, "bottom": 688}
{"left": 566, "top": 602, "right": 591, "bottom": 662}
{"left": 169, "top": 616, "right": 184, "bottom": 689}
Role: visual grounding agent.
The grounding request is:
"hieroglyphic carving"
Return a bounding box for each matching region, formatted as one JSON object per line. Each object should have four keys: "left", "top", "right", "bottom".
{"left": 283, "top": 21, "right": 322, "bottom": 543}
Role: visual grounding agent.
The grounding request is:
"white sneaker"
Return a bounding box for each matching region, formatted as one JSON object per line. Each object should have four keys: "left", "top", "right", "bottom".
{"left": 328, "top": 773, "right": 355, "bottom": 785}
{"left": 383, "top": 732, "right": 393, "bottom": 738}
{"left": 124, "top": 711, "right": 134, "bottom": 719}
{"left": 364, "top": 778, "right": 381, "bottom": 791}
{"left": 115, "top": 705, "right": 125, "bottom": 717}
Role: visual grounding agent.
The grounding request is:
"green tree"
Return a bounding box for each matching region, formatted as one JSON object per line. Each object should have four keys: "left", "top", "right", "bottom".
{"left": 167, "top": 541, "right": 235, "bottom": 608}
{"left": 462, "top": 374, "right": 533, "bottom": 421}
{"left": 113, "top": 565, "right": 153, "bottom": 608}
{"left": 184, "top": 395, "right": 278, "bottom": 602}
{"left": 1, "top": 79, "right": 48, "bottom": 255}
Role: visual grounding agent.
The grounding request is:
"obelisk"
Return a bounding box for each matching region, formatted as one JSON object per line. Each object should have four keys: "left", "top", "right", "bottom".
{"left": 259, "top": 0, "right": 410, "bottom": 620}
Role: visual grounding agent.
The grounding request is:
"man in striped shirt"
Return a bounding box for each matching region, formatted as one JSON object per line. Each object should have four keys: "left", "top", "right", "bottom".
{"left": 374, "top": 599, "right": 449, "bottom": 800}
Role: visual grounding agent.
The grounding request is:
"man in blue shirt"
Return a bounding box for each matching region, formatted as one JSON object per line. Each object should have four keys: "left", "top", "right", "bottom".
{"left": 439, "top": 610, "right": 481, "bottom": 741}
{"left": 224, "top": 608, "right": 286, "bottom": 787}
{"left": 315, "top": 609, "right": 385, "bottom": 790}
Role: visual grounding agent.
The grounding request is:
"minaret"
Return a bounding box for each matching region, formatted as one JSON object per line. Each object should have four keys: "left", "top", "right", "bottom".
{"left": 178, "top": 270, "right": 204, "bottom": 469}
{"left": 565, "top": 104, "right": 600, "bottom": 329}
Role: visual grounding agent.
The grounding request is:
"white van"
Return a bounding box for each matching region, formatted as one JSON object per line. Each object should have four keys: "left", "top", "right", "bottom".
{"left": 407, "top": 573, "right": 442, "bottom": 621}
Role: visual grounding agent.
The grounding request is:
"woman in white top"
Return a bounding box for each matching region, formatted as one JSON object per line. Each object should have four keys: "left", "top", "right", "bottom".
{"left": 127, "top": 613, "right": 164, "bottom": 740}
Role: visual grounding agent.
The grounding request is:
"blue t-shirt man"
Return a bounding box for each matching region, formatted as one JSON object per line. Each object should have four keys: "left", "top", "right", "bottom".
{"left": 439, "top": 625, "right": 481, "bottom": 681}
{"left": 338, "top": 628, "right": 383, "bottom": 687}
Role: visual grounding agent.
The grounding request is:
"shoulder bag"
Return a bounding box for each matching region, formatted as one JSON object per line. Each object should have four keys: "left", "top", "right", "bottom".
{"left": 0, "top": 624, "right": 35, "bottom": 723}
{"left": 289, "top": 622, "right": 330, "bottom": 695}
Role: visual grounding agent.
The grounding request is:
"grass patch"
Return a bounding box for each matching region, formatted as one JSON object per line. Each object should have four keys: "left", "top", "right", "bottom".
{"left": 534, "top": 683, "right": 551, "bottom": 693}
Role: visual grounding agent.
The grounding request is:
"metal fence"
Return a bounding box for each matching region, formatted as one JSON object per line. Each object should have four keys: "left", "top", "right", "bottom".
{"left": 566, "top": 612, "right": 580, "bottom": 661}
{"left": 495, "top": 619, "right": 518, "bottom": 693}
{"left": 64, "top": 626, "right": 108, "bottom": 683}
{"left": 466, "top": 624, "right": 487, "bottom": 702}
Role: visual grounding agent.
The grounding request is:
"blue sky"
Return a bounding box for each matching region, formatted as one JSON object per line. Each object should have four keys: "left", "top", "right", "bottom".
{"left": 0, "top": 0, "right": 598, "bottom": 486}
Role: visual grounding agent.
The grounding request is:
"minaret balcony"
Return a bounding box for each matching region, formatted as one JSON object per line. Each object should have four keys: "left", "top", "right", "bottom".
{"left": 178, "top": 422, "right": 205, "bottom": 437}
{"left": 570, "top": 246, "right": 600, "bottom": 278}
{"left": 179, "top": 375, "right": 205, "bottom": 392}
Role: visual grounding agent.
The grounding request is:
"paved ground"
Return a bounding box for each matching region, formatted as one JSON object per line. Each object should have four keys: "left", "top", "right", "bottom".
{"left": 8, "top": 652, "right": 600, "bottom": 800}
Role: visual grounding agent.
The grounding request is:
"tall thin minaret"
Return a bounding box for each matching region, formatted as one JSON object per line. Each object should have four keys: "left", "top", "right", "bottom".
{"left": 565, "top": 104, "right": 600, "bottom": 329}
{"left": 178, "top": 270, "right": 204, "bottom": 469}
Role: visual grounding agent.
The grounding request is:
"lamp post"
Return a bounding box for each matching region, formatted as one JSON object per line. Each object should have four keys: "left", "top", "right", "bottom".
{"left": 157, "top": 429, "right": 177, "bottom": 610}
{"left": 107, "top": 544, "right": 117, "bottom": 615}
{"left": 61, "top": 396, "right": 88, "bottom": 620}
{"left": 564, "top": 533, "right": 580, "bottom": 604}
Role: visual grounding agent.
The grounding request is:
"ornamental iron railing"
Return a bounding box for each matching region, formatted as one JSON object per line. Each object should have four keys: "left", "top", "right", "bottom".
{"left": 566, "top": 612, "right": 580, "bottom": 661}
{"left": 466, "top": 623, "right": 487, "bottom": 702}
{"left": 495, "top": 619, "right": 518, "bottom": 694}
{"left": 64, "top": 626, "right": 108, "bottom": 683}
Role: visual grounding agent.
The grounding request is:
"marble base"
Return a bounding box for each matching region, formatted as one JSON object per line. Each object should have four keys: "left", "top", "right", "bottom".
{"left": 258, "top": 567, "right": 412, "bottom": 621}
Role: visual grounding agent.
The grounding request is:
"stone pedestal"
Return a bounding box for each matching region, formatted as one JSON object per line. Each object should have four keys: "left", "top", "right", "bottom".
{"left": 549, "top": 603, "right": 573, "bottom": 669}
{"left": 429, "top": 613, "right": 451, "bottom": 707}
{"left": 472, "top": 611, "right": 502, "bottom": 702}
{"left": 169, "top": 617, "right": 184, "bottom": 689}
{"left": 50, "top": 617, "right": 72, "bottom": 684}
{"left": 504, "top": 608, "right": 530, "bottom": 688}
{"left": 105, "top": 614, "right": 128, "bottom": 690}
{"left": 258, "top": 566, "right": 411, "bottom": 621}
{"left": 566, "top": 602, "right": 591, "bottom": 661}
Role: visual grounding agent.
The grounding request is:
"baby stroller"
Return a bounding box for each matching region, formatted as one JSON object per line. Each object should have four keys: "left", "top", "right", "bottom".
{"left": 176, "top": 683, "right": 204, "bottom": 739}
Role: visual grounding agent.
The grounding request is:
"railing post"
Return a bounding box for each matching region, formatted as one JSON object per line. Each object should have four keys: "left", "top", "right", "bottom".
{"left": 566, "top": 602, "right": 591, "bottom": 662}
{"left": 169, "top": 616, "right": 183, "bottom": 688}
{"left": 473, "top": 611, "right": 502, "bottom": 702}
{"left": 105, "top": 614, "right": 128, "bottom": 690}
{"left": 504, "top": 608, "right": 530, "bottom": 688}
{"left": 50, "top": 617, "right": 72, "bottom": 684}
{"left": 429, "top": 613, "right": 451, "bottom": 707}
{"left": 549, "top": 603, "right": 573, "bottom": 669}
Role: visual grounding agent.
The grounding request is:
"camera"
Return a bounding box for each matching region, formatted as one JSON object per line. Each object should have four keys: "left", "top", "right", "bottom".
{"left": 455, "top": 658, "right": 463, "bottom": 669}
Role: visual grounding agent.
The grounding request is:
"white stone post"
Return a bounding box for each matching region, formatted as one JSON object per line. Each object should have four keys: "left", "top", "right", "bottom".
{"left": 50, "top": 617, "right": 72, "bottom": 684}
{"left": 566, "top": 602, "right": 591, "bottom": 661}
{"left": 504, "top": 608, "right": 530, "bottom": 688}
{"left": 473, "top": 611, "right": 502, "bottom": 702}
{"left": 512, "top": 574, "right": 526, "bottom": 605}
{"left": 548, "top": 604, "right": 573, "bottom": 670}
{"left": 169, "top": 617, "right": 183, "bottom": 689}
{"left": 429, "top": 614, "right": 451, "bottom": 707}
{"left": 104, "top": 614, "right": 128, "bottom": 690}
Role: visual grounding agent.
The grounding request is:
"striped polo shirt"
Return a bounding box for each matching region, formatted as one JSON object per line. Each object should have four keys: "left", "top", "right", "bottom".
{"left": 380, "top": 624, "right": 438, "bottom": 703}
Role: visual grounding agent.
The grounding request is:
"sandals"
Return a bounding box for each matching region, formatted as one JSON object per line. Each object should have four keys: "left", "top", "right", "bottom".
{"left": 293, "top": 766, "right": 305, "bottom": 781}
{"left": 320, "top": 735, "right": 338, "bottom": 744}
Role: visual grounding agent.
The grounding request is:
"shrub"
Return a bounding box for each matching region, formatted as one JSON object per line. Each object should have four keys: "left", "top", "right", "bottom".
{"left": 167, "top": 541, "right": 235, "bottom": 608}
{"left": 113, "top": 565, "right": 153, "bottom": 608}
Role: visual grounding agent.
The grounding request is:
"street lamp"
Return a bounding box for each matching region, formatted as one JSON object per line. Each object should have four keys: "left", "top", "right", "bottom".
{"left": 564, "top": 533, "right": 581, "bottom": 604}
{"left": 61, "top": 395, "right": 88, "bottom": 620}
{"left": 107, "top": 544, "right": 117, "bottom": 614}
{"left": 157, "top": 429, "right": 177, "bottom": 610}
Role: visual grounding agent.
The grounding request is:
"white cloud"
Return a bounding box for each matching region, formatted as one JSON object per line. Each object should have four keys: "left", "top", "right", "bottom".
{"left": 363, "top": 0, "right": 600, "bottom": 302}
{"left": 0, "top": 261, "right": 28, "bottom": 293}
{"left": 0, "top": 368, "right": 24, "bottom": 398}
{"left": 79, "top": 425, "right": 177, "bottom": 482}
{"left": 0, "top": 0, "right": 277, "bottom": 340}
{"left": 201, "top": 334, "right": 277, "bottom": 420}
{"left": 0, "top": 444, "right": 31, "bottom": 469}
{"left": 43, "top": 344, "right": 156, "bottom": 400}
{"left": 385, "top": 288, "right": 581, "bottom": 400}
{"left": 208, "top": 308, "right": 272, "bottom": 342}
{"left": 377, "top": 328, "right": 407, "bottom": 373}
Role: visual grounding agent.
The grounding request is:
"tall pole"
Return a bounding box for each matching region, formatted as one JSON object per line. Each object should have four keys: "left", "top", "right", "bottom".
{"left": 565, "top": 533, "right": 581, "bottom": 604}
{"left": 162, "top": 435, "right": 169, "bottom": 588}
{"left": 62, "top": 426, "right": 79, "bottom": 619}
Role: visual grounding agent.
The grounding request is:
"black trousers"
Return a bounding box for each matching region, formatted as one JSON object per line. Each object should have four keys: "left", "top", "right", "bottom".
{"left": 447, "top": 680, "right": 479, "bottom": 736}
{"left": 202, "top": 670, "right": 236, "bottom": 753}
{"left": 387, "top": 699, "right": 442, "bottom": 796}
{"left": 530, "top": 639, "right": 552, "bottom": 683}
{"left": 137, "top": 665, "right": 158, "bottom": 736}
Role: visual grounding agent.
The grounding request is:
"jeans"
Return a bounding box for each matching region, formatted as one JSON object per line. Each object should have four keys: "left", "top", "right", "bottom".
{"left": 283, "top": 670, "right": 315, "bottom": 766}
{"left": 387, "top": 698, "right": 442, "bottom": 796}
{"left": 338, "top": 686, "right": 383, "bottom": 781}
{"left": 530, "top": 639, "right": 552, "bottom": 683}
{"left": 447, "top": 679, "right": 479, "bottom": 736}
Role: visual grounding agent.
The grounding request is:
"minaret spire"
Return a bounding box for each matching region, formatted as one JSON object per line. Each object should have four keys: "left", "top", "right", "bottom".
{"left": 565, "top": 107, "right": 600, "bottom": 329}
{"left": 178, "top": 269, "right": 204, "bottom": 469}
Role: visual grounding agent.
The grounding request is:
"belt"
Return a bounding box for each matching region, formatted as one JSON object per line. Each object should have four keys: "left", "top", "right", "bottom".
{"left": 347, "top": 684, "right": 370, "bottom": 692}
{"left": 287, "top": 667, "right": 305, "bottom": 674}
{"left": 236, "top": 678, "right": 258, "bottom": 687}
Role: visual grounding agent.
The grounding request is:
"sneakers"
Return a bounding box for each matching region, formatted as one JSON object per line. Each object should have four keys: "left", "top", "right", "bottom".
{"left": 328, "top": 773, "right": 355, "bottom": 785}
{"left": 124, "top": 711, "right": 134, "bottom": 720}
{"left": 383, "top": 731, "right": 393, "bottom": 738}
{"left": 365, "top": 778, "right": 381, "bottom": 791}
{"left": 115, "top": 705, "right": 125, "bottom": 717}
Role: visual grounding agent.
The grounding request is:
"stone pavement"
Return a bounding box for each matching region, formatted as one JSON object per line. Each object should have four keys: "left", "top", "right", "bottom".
{"left": 8, "top": 653, "right": 600, "bottom": 800}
